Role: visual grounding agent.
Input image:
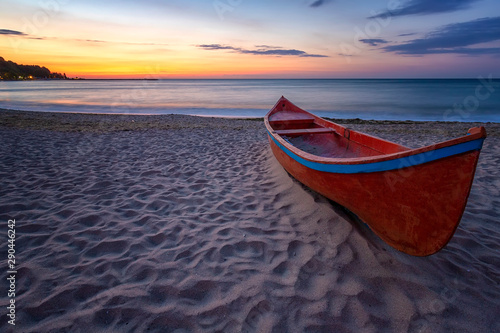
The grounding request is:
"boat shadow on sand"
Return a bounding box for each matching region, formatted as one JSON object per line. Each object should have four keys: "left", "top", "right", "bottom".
{"left": 283, "top": 170, "right": 390, "bottom": 254}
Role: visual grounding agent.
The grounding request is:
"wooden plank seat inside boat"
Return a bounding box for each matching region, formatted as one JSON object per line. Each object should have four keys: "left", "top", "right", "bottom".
{"left": 274, "top": 127, "right": 336, "bottom": 136}
{"left": 269, "top": 113, "right": 337, "bottom": 136}
{"left": 270, "top": 114, "right": 338, "bottom": 136}
{"left": 268, "top": 119, "right": 315, "bottom": 130}
{"left": 268, "top": 111, "right": 317, "bottom": 130}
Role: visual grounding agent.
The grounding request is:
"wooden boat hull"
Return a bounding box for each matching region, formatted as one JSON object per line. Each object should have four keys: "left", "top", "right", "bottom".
{"left": 265, "top": 97, "right": 486, "bottom": 256}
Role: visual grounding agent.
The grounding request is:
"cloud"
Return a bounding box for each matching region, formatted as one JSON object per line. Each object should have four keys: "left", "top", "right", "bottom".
{"left": 398, "top": 47, "right": 500, "bottom": 55}
{"left": 79, "top": 39, "right": 169, "bottom": 46}
{"left": 338, "top": 53, "right": 355, "bottom": 57}
{"left": 383, "top": 16, "right": 500, "bottom": 55}
{"left": 308, "top": 0, "right": 332, "bottom": 8}
{"left": 0, "top": 29, "right": 168, "bottom": 47}
{"left": 81, "top": 39, "right": 107, "bottom": 43}
{"left": 254, "top": 44, "right": 281, "bottom": 49}
{"left": 359, "top": 38, "right": 389, "bottom": 46}
{"left": 197, "top": 44, "right": 328, "bottom": 58}
{"left": 0, "top": 29, "right": 49, "bottom": 40}
{"left": 369, "top": 0, "right": 481, "bottom": 19}
{"left": 0, "top": 29, "right": 27, "bottom": 36}
{"left": 198, "top": 44, "right": 235, "bottom": 51}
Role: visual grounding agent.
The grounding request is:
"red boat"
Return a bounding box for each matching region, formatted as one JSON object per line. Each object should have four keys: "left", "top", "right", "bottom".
{"left": 265, "top": 96, "right": 487, "bottom": 256}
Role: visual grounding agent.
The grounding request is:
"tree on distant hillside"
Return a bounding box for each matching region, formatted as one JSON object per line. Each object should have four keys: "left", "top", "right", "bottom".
{"left": 0, "top": 56, "right": 69, "bottom": 80}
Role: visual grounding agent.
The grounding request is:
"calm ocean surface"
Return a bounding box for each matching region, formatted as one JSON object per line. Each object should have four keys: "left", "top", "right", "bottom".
{"left": 1, "top": 79, "right": 499, "bottom": 122}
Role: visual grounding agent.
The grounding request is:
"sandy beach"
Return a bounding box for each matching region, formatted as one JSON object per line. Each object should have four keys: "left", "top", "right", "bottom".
{"left": 0, "top": 109, "right": 499, "bottom": 333}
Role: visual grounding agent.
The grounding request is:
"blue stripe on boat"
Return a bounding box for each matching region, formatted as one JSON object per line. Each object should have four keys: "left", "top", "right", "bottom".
{"left": 268, "top": 130, "right": 484, "bottom": 174}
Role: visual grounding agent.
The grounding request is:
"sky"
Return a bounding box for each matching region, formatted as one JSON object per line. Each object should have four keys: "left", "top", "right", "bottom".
{"left": 0, "top": 0, "right": 499, "bottom": 78}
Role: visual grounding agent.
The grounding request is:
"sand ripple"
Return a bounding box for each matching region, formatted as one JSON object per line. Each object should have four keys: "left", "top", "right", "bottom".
{"left": 0, "top": 117, "right": 499, "bottom": 332}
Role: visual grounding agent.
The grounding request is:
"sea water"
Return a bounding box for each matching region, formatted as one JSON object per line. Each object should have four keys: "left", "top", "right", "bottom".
{"left": 1, "top": 79, "right": 499, "bottom": 122}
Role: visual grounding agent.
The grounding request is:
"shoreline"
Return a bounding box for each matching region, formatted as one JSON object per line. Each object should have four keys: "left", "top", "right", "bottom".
{"left": 1, "top": 108, "right": 499, "bottom": 137}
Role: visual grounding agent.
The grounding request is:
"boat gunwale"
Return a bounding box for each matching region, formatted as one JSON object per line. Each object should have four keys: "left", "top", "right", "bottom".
{"left": 264, "top": 97, "right": 487, "bottom": 167}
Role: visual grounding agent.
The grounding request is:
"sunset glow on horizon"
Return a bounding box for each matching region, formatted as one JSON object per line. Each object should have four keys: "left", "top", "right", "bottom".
{"left": 1, "top": 0, "right": 499, "bottom": 79}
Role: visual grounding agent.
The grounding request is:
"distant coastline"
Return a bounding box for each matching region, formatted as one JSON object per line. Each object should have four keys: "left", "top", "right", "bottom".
{"left": 0, "top": 56, "right": 83, "bottom": 81}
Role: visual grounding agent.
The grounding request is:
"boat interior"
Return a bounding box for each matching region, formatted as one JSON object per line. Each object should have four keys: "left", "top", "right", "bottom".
{"left": 268, "top": 111, "right": 409, "bottom": 159}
